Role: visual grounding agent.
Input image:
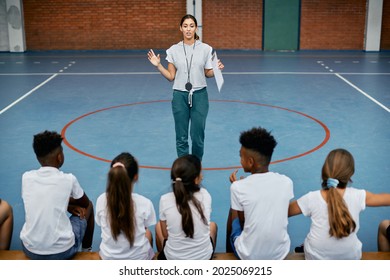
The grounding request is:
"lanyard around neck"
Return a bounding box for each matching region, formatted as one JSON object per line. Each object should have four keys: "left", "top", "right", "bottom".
{"left": 183, "top": 41, "right": 196, "bottom": 85}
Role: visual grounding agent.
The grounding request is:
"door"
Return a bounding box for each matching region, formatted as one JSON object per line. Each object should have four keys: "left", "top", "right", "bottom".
{"left": 263, "top": 0, "right": 300, "bottom": 51}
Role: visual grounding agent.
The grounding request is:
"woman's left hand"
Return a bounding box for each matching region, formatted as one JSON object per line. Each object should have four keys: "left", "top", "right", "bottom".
{"left": 218, "top": 59, "right": 224, "bottom": 70}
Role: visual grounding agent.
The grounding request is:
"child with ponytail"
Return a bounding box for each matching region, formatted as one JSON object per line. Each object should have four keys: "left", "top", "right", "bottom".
{"left": 95, "top": 152, "right": 156, "bottom": 259}
{"left": 156, "top": 155, "right": 217, "bottom": 260}
{"left": 289, "top": 148, "right": 390, "bottom": 259}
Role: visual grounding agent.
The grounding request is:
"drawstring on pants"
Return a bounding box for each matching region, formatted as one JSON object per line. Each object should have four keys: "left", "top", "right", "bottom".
{"left": 188, "top": 89, "right": 194, "bottom": 107}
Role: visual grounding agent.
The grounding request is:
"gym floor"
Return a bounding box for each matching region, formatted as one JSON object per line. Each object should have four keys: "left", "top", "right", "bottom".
{"left": 0, "top": 50, "right": 389, "bottom": 253}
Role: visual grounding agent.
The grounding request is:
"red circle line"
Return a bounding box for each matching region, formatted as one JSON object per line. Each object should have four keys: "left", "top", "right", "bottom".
{"left": 61, "top": 99, "right": 330, "bottom": 171}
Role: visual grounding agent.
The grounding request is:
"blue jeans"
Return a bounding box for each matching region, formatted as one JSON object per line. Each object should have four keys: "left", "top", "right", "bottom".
{"left": 22, "top": 215, "right": 87, "bottom": 260}
{"left": 230, "top": 218, "right": 243, "bottom": 260}
{"left": 172, "top": 88, "right": 209, "bottom": 160}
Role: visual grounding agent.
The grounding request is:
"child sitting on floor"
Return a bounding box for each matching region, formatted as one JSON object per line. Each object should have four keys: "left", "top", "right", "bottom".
{"left": 226, "top": 127, "right": 294, "bottom": 260}
{"left": 20, "top": 130, "right": 94, "bottom": 260}
{"left": 289, "top": 148, "right": 390, "bottom": 259}
{"left": 95, "top": 152, "right": 156, "bottom": 260}
{"left": 156, "top": 155, "right": 217, "bottom": 260}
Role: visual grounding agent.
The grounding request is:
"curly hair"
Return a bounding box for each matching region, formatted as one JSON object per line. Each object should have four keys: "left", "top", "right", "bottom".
{"left": 239, "top": 127, "right": 277, "bottom": 165}
{"left": 33, "top": 130, "right": 63, "bottom": 158}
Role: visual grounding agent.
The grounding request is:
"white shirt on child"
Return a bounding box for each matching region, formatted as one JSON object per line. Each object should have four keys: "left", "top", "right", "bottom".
{"left": 231, "top": 172, "right": 294, "bottom": 260}
{"left": 159, "top": 187, "right": 213, "bottom": 260}
{"left": 95, "top": 193, "right": 156, "bottom": 260}
{"left": 20, "top": 167, "right": 85, "bottom": 254}
{"left": 297, "top": 187, "right": 366, "bottom": 260}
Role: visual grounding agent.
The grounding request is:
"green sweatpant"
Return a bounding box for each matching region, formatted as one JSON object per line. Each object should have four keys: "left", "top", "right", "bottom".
{"left": 172, "top": 87, "right": 209, "bottom": 161}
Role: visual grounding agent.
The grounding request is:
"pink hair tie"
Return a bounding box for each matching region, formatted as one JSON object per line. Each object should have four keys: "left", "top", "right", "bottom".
{"left": 112, "top": 162, "right": 125, "bottom": 168}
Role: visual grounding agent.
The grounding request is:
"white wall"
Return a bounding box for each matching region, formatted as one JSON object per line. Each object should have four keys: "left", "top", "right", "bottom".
{"left": 365, "top": 0, "right": 383, "bottom": 51}
{"left": 0, "top": 0, "right": 9, "bottom": 51}
{"left": 0, "top": 0, "right": 25, "bottom": 52}
{"left": 187, "top": 0, "right": 202, "bottom": 40}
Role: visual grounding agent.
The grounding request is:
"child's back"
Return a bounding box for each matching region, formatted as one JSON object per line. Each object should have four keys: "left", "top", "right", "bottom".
{"left": 156, "top": 155, "right": 217, "bottom": 260}
{"left": 231, "top": 172, "right": 293, "bottom": 259}
{"left": 21, "top": 167, "right": 84, "bottom": 253}
{"left": 95, "top": 152, "right": 156, "bottom": 260}
{"left": 20, "top": 130, "right": 94, "bottom": 259}
{"left": 296, "top": 187, "right": 364, "bottom": 259}
{"left": 226, "top": 127, "right": 294, "bottom": 260}
{"left": 289, "top": 148, "right": 390, "bottom": 260}
{"left": 159, "top": 187, "right": 212, "bottom": 259}
{"left": 96, "top": 193, "right": 156, "bottom": 259}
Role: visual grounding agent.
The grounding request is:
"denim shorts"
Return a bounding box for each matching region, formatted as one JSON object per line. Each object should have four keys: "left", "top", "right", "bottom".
{"left": 22, "top": 215, "right": 87, "bottom": 260}
{"left": 230, "top": 218, "right": 243, "bottom": 259}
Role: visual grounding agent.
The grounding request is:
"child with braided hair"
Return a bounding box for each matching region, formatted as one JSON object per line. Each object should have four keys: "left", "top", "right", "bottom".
{"left": 156, "top": 155, "right": 217, "bottom": 260}
{"left": 289, "top": 148, "right": 390, "bottom": 259}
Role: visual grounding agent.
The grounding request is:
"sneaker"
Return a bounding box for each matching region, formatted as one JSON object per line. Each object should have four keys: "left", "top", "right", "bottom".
{"left": 294, "top": 244, "right": 304, "bottom": 253}
{"left": 81, "top": 247, "right": 92, "bottom": 252}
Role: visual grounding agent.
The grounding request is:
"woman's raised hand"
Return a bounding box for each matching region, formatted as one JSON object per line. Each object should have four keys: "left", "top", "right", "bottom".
{"left": 147, "top": 49, "right": 161, "bottom": 67}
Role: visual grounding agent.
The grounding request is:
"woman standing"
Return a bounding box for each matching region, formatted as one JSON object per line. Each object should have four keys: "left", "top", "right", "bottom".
{"left": 148, "top": 14, "right": 224, "bottom": 161}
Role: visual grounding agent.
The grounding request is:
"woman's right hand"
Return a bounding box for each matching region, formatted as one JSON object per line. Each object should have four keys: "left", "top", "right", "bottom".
{"left": 148, "top": 49, "right": 160, "bottom": 67}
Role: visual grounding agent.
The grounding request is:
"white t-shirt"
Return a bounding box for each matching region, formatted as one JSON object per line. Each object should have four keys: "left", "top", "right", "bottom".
{"left": 297, "top": 187, "right": 366, "bottom": 260}
{"left": 20, "top": 167, "right": 85, "bottom": 254}
{"left": 159, "top": 187, "right": 213, "bottom": 260}
{"left": 166, "top": 40, "right": 213, "bottom": 91}
{"left": 95, "top": 193, "right": 156, "bottom": 260}
{"left": 231, "top": 172, "right": 294, "bottom": 260}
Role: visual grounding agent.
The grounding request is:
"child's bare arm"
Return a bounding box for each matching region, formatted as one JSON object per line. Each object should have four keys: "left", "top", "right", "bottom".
{"left": 366, "top": 191, "right": 390, "bottom": 207}
{"left": 288, "top": 200, "right": 302, "bottom": 217}
{"left": 160, "top": 220, "right": 169, "bottom": 240}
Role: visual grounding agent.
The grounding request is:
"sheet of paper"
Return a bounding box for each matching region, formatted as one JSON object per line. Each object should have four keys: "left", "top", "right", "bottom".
{"left": 212, "top": 51, "right": 224, "bottom": 93}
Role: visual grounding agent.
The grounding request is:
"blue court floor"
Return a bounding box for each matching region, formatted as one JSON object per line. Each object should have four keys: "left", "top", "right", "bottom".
{"left": 0, "top": 50, "right": 389, "bottom": 254}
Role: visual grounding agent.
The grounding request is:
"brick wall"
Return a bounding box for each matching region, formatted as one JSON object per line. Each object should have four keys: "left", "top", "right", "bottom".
{"left": 381, "top": 0, "right": 390, "bottom": 49}
{"left": 23, "top": 0, "right": 185, "bottom": 50}
{"left": 300, "top": 0, "right": 366, "bottom": 50}
{"left": 22, "top": 0, "right": 389, "bottom": 51}
{"left": 203, "top": 0, "right": 263, "bottom": 50}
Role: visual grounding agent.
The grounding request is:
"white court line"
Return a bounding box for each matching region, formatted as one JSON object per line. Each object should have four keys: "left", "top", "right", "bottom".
{"left": 1, "top": 71, "right": 388, "bottom": 114}
{"left": 1, "top": 72, "right": 390, "bottom": 76}
{"left": 335, "top": 73, "right": 390, "bottom": 113}
{"left": 216, "top": 72, "right": 390, "bottom": 75}
{"left": 59, "top": 72, "right": 162, "bottom": 75}
{"left": 58, "top": 71, "right": 387, "bottom": 75}
{"left": 0, "top": 74, "right": 58, "bottom": 115}
{"left": 0, "top": 73, "right": 58, "bottom": 76}
{"left": 0, "top": 72, "right": 165, "bottom": 76}
{"left": 0, "top": 71, "right": 348, "bottom": 76}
